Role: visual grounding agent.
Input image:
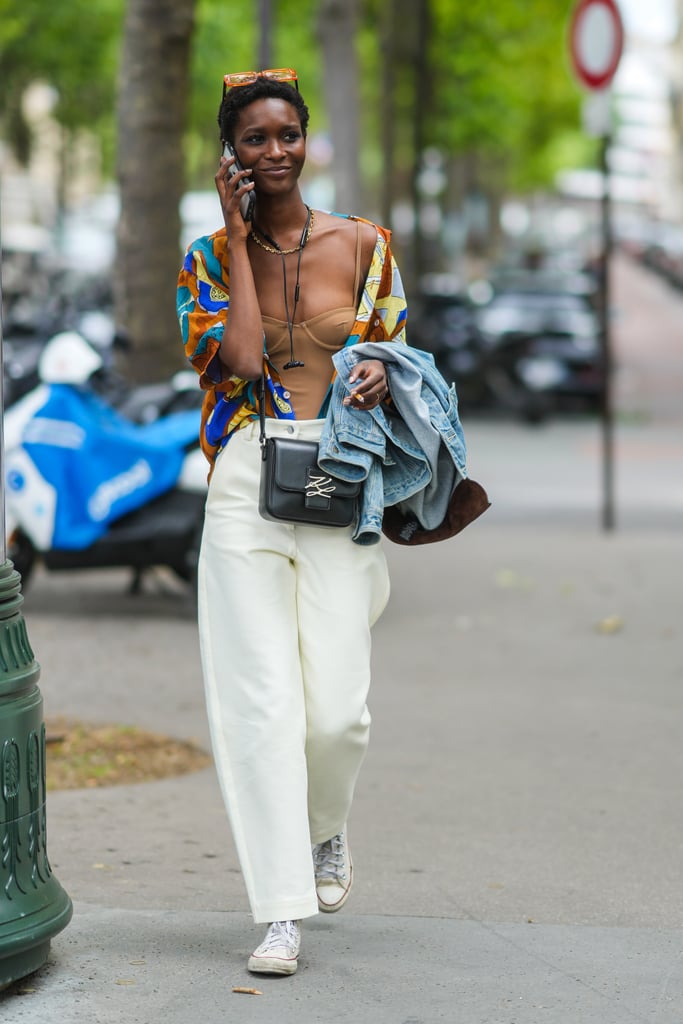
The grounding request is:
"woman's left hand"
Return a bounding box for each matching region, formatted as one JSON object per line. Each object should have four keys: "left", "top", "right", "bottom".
{"left": 344, "top": 359, "right": 389, "bottom": 409}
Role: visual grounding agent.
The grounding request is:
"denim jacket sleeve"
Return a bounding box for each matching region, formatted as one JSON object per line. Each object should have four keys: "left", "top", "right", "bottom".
{"left": 319, "top": 343, "right": 473, "bottom": 544}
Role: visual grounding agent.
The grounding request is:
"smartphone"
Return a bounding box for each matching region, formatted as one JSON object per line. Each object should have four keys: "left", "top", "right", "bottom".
{"left": 222, "top": 141, "right": 255, "bottom": 222}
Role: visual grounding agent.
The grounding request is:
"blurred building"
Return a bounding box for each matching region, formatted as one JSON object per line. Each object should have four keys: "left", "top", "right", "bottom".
{"left": 670, "top": 0, "right": 683, "bottom": 210}
{"left": 613, "top": 5, "right": 683, "bottom": 221}
{"left": 557, "top": 4, "right": 681, "bottom": 223}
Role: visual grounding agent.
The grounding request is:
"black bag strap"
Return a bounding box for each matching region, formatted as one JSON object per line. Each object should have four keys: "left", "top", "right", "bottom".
{"left": 258, "top": 371, "right": 267, "bottom": 452}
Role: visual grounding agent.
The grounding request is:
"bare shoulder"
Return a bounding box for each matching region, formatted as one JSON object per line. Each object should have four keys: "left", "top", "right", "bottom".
{"left": 315, "top": 211, "right": 376, "bottom": 240}
{"left": 312, "top": 212, "right": 379, "bottom": 283}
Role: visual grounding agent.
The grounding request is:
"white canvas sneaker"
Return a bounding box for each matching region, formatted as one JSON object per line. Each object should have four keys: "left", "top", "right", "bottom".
{"left": 247, "top": 920, "right": 301, "bottom": 975}
{"left": 312, "top": 827, "right": 353, "bottom": 913}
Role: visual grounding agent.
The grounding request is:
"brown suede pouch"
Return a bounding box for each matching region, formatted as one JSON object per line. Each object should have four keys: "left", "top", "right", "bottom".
{"left": 381, "top": 478, "right": 491, "bottom": 545}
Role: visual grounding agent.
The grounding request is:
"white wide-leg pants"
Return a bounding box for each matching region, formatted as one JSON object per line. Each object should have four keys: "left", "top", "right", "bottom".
{"left": 197, "top": 418, "right": 390, "bottom": 923}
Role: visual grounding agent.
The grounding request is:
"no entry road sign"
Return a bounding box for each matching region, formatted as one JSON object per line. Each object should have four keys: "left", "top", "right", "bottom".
{"left": 569, "top": 0, "right": 624, "bottom": 90}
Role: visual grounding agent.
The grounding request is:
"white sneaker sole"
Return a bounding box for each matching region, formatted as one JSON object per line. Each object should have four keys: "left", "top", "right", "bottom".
{"left": 247, "top": 954, "right": 298, "bottom": 976}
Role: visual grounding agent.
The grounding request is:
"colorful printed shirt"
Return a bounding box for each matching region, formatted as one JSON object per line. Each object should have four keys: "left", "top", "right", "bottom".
{"left": 176, "top": 216, "right": 407, "bottom": 473}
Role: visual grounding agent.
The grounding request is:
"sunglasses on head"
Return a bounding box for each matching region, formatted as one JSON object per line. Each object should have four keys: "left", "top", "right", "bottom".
{"left": 222, "top": 68, "right": 299, "bottom": 97}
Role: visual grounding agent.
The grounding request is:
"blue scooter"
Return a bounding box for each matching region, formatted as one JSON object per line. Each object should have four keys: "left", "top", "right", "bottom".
{"left": 4, "top": 330, "right": 207, "bottom": 593}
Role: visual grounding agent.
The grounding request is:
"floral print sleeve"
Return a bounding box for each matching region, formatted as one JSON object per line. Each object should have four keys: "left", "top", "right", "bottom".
{"left": 177, "top": 228, "right": 233, "bottom": 388}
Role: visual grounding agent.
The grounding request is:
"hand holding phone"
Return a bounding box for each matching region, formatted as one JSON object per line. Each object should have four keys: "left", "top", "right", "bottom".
{"left": 222, "top": 141, "right": 255, "bottom": 222}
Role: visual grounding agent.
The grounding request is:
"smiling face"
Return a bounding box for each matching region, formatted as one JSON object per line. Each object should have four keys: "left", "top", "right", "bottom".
{"left": 233, "top": 98, "right": 306, "bottom": 198}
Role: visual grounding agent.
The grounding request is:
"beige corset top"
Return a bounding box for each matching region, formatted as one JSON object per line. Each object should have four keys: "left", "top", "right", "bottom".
{"left": 263, "top": 308, "right": 356, "bottom": 419}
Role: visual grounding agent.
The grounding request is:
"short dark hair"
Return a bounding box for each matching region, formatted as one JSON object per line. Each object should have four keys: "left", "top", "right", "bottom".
{"left": 217, "top": 79, "right": 310, "bottom": 144}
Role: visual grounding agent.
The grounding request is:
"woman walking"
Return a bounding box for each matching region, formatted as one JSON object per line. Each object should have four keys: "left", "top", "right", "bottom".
{"left": 177, "top": 68, "right": 407, "bottom": 976}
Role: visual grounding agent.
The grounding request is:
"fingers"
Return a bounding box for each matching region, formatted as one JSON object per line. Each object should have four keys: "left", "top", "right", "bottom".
{"left": 215, "top": 157, "right": 255, "bottom": 221}
{"left": 355, "top": 384, "right": 387, "bottom": 404}
{"left": 217, "top": 166, "right": 253, "bottom": 200}
{"left": 343, "top": 364, "right": 388, "bottom": 408}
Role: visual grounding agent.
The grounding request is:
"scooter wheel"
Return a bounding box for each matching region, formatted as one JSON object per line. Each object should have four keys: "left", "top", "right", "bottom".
{"left": 7, "top": 530, "right": 36, "bottom": 589}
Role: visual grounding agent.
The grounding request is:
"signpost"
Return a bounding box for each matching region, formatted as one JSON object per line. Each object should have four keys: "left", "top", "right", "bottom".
{"left": 568, "top": 0, "right": 624, "bottom": 531}
{"left": 570, "top": 0, "right": 624, "bottom": 91}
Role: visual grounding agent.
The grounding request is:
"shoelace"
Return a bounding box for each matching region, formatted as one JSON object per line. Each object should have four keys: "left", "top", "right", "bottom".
{"left": 259, "top": 920, "right": 299, "bottom": 953}
{"left": 312, "top": 833, "right": 346, "bottom": 882}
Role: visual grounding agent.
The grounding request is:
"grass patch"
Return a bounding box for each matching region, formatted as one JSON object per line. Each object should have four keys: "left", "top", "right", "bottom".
{"left": 45, "top": 717, "right": 211, "bottom": 790}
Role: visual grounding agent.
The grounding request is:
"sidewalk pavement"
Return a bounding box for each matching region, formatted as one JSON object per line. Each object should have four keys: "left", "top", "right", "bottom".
{"left": 3, "top": 419, "right": 683, "bottom": 1023}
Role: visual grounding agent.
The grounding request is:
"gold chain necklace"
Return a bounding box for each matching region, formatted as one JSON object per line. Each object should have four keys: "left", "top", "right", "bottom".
{"left": 250, "top": 208, "right": 315, "bottom": 254}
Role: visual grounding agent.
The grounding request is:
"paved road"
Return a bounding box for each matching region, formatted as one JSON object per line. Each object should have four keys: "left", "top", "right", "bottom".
{"left": 463, "top": 251, "right": 683, "bottom": 531}
{"left": 8, "top": 516, "right": 682, "bottom": 1023}
{"left": 3, "top": 257, "right": 682, "bottom": 1022}
{"left": 610, "top": 252, "right": 683, "bottom": 422}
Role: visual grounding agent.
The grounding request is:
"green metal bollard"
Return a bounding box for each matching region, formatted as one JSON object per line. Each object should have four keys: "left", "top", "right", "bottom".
{"left": 0, "top": 559, "right": 72, "bottom": 989}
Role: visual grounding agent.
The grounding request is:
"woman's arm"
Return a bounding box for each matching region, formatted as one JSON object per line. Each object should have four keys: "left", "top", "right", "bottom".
{"left": 213, "top": 153, "right": 263, "bottom": 380}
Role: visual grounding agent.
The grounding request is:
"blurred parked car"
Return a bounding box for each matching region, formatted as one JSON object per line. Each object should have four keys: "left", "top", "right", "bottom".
{"left": 411, "top": 269, "right": 603, "bottom": 421}
{"left": 410, "top": 274, "right": 489, "bottom": 407}
{"left": 616, "top": 216, "right": 683, "bottom": 292}
{"left": 474, "top": 279, "right": 604, "bottom": 420}
{"left": 640, "top": 223, "right": 683, "bottom": 291}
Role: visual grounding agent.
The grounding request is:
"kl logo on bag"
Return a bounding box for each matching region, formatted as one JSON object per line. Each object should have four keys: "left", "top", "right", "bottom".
{"left": 305, "top": 469, "right": 336, "bottom": 509}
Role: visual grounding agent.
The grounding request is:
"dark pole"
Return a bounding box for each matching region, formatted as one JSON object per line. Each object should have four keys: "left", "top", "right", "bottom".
{"left": 0, "top": 214, "right": 72, "bottom": 989}
{"left": 0, "top": 275, "right": 5, "bottom": 565}
{"left": 258, "top": 0, "right": 273, "bottom": 69}
{"left": 599, "top": 134, "right": 615, "bottom": 531}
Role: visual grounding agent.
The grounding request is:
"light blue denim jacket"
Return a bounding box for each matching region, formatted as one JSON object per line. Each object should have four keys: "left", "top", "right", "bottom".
{"left": 318, "top": 342, "right": 468, "bottom": 545}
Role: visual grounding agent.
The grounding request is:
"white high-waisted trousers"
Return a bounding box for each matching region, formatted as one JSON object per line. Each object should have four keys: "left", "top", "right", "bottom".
{"left": 197, "top": 418, "right": 390, "bottom": 923}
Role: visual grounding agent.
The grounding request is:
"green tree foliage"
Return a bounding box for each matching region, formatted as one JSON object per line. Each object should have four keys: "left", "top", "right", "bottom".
{"left": 1, "top": 0, "right": 588, "bottom": 192}
{"left": 1, "top": 0, "right": 594, "bottom": 368}
{"left": 0, "top": 0, "right": 123, "bottom": 165}
{"left": 184, "top": 0, "right": 255, "bottom": 181}
{"left": 423, "top": 0, "right": 591, "bottom": 190}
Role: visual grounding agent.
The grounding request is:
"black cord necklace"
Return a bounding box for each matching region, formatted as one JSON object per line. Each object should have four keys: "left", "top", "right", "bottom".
{"left": 252, "top": 205, "right": 312, "bottom": 369}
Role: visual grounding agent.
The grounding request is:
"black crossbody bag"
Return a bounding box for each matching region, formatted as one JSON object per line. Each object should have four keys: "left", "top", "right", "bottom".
{"left": 257, "top": 376, "right": 361, "bottom": 528}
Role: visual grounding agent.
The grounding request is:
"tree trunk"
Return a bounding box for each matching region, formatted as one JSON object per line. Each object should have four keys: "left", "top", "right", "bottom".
{"left": 316, "top": 0, "right": 362, "bottom": 215}
{"left": 411, "top": 0, "right": 432, "bottom": 278}
{"left": 379, "top": 0, "right": 396, "bottom": 230}
{"left": 378, "top": 0, "right": 431, "bottom": 292}
{"left": 115, "top": 0, "right": 195, "bottom": 382}
{"left": 258, "top": 0, "right": 274, "bottom": 69}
